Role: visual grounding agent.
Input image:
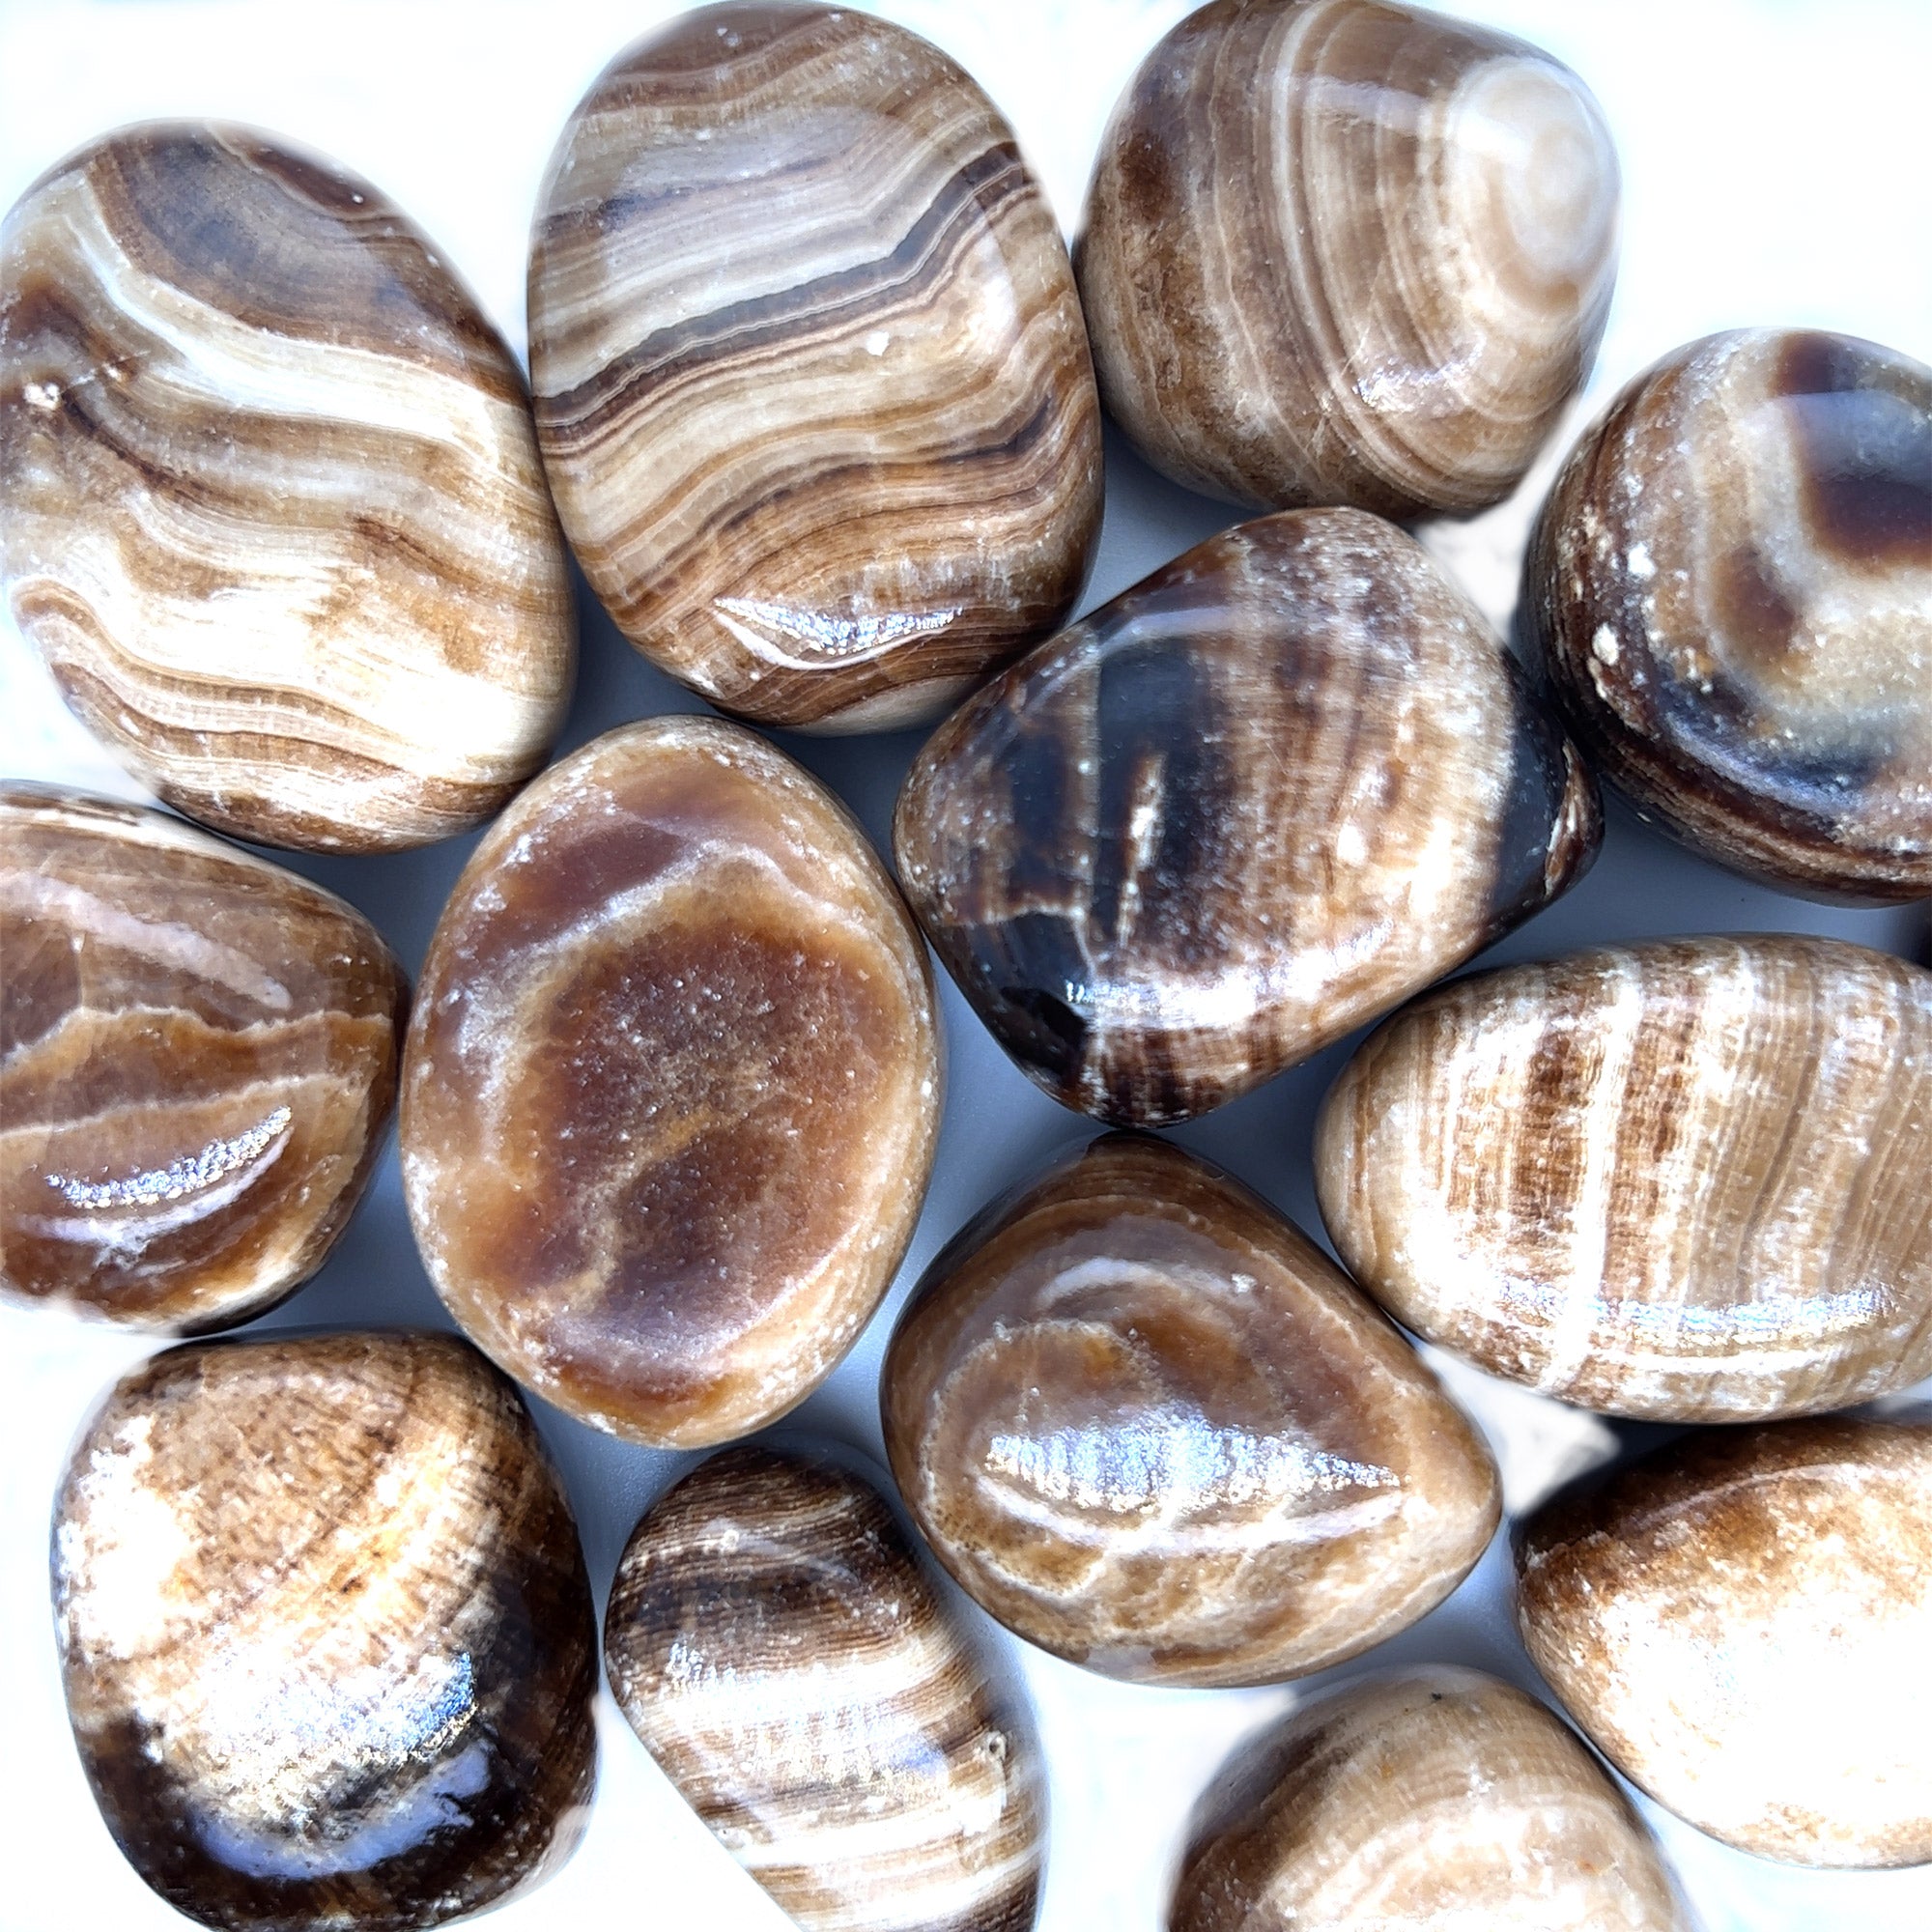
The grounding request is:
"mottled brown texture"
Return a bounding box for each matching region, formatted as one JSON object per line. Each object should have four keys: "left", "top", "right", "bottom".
{"left": 1317, "top": 935, "right": 1932, "bottom": 1421}
{"left": 528, "top": 3, "right": 1102, "bottom": 732}
{"left": 401, "top": 716, "right": 941, "bottom": 1446}
{"left": 1, "top": 784, "right": 405, "bottom": 1330}
{"left": 1517, "top": 1416, "right": 1932, "bottom": 1868}
{"left": 1169, "top": 1667, "right": 1690, "bottom": 1929}
{"left": 882, "top": 1136, "right": 1499, "bottom": 1687}
{"left": 51, "top": 1330, "right": 599, "bottom": 1931}
{"left": 894, "top": 507, "right": 1599, "bottom": 1125}
{"left": 605, "top": 1445, "right": 1043, "bottom": 1932}
{"left": 1078, "top": 0, "right": 1619, "bottom": 516}
{"left": 0, "top": 123, "right": 574, "bottom": 852}
{"left": 1526, "top": 327, "right": 1932, "bottom": 900}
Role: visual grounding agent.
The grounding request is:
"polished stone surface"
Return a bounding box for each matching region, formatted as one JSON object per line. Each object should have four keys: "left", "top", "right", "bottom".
{"left": 0, "top": 122, "right": 574, "bottom": 852}
{"left": 1318, "top": 935, "right": 1932, "bottom": 1421}
{"left": 1526, "top": 328, "right": 1932, "bottom": 899}
{"left": 882, "top": 1135, "right": 1499, "bottom": 1688}
{"left": 528, "top": 3, "right": 1102, "bottom": 733}
{"left": 605, "top": 1445, "right": 1043, "bottom": 1932}
{"left": 1518, "top": 1415, "right": 1932, "bottom": 1868}
{"left": 52, "top": 1330, "right": 598, "bottom": 1930}
{"left": 1, "top": 784, "right": 405, "bottom": 1330}
{"left": 895, "top": 507, "right": 1599, "bottom": 1125}
{"left": 401, "top": 716, "right": 942, "bottom": 1447}
{"left": 1078, "top": 0, "right": 1619, "bottom": 517}
{"left": 1168, "top": 1667, "right": 1690, "bottom": 1930}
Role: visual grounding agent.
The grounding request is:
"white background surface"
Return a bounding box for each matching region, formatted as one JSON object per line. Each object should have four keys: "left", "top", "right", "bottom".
{"left": 2, "top": 3, "right": 1930, "bottom": 1928}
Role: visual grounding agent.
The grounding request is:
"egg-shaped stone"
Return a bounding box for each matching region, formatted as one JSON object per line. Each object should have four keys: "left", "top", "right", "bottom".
{"left": 894, "top": 507, "right": 1599, "bottom": 1126}
{"left": 1316, "top": 935, "right": 1932, "bottom": 1422}
{"left": 605, "top": 1444, "right": 1044, "bottom": 1932}
{"left": 1078, "top": 0, "right": 1619, "bottom": 517}
{"left": 1169, "top": 1667, "right": 1691, "bottom": 1930}
{"left": 52, "top": 1330, "right": 598, "bottom": 1930}
{"left": 1517, "top": 1415, "right": 1932, "bottom": 1868}
{"left": 401, "top": 716, "right": 941, "bottom": 1447}
{"left": 1526, "top": 328, "right": 1932, "bottom": 900}
{"left": 883, "top": 1136, "right": 1499, "bottom": 1687}
{"left": 0, "top": 122, "right": 575, "bottom": 852}
{"left": 1, "top": 783, "right": 406, "bottom": 1330}
{"left": 527, "top": 3, "right": 1102, "bottom": 733}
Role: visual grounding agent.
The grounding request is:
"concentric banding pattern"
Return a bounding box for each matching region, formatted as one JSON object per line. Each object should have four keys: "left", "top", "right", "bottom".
{"left": 605, "top": 1446, "right": 1045, "bottom": 1932}
{"left": 1, "top": 783, "right": 405, "bottom": 1330}
{"left": 1316, "top": 935, "right": 1932, "bottom": 1422}
{"left": 1078, "top": 0, "right": 1619, "bottom": 515}
{"left": 528, "top": 2, "right": 1103, "bottom": 731}
{"left": 0, "top": 122, "right": 575, "bottom": 852}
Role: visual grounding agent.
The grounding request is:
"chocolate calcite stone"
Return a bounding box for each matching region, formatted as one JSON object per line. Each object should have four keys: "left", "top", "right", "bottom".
{"left": 1, "top": 784, "right": 405, "bottom": 1330}
{"left": 1317, "top": 936, "right": 1932, "bottom": 1422}
{"left": 52, "top": 1331, "right": 598, "bottom": 1931}
{"left": 606, "top": 1445, "right": 1044, "bottom": 1932}
{"left": 894, "top": 508, "right": 1600, "bottom": 1126}
{"left": 881, "top": 1136, "right": 1500, "bottom": 1687}
{"left": 528, "top": 3, "right": 1102, "bottom": 733}
{"left": 1078, "top": 0, "right": 1619, "bottom": 517}
{"left": 401, "top": 716, "right": 942, "bottom": 1447}
{"left": 0, "top": 123, "right": 574, "bottom": 853}
{"left": 1526, "top": 328, "right": 1932, "bottom": 899}
{"left": 1517, "top": 1416, "right": 1932, "bottom": 1868}
{"left": 1169, "top": 1668, "right": 1690, "bottom": 1930}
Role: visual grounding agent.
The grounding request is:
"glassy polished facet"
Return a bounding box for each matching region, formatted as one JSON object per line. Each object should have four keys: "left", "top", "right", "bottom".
{"left": 1, "top": 784, "right": 405, "bottom": 1330}
{"left": 895, "top": 508, "right": 1599, "bottom": 1125}
{"left": 52, "top": 1331, "right": 598, "bottom": 1931}
{"left": 528, "top": 3, "right": 1102, "bottom": 732}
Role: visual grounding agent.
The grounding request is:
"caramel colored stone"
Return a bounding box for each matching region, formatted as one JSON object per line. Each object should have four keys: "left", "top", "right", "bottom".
{"left": 882, "top": 1136, "right": 1500, "bottom": 1687}
{"left": 894, "top": 508, "right": 1599, "bottom": 1126}
{"left": 0, "top": 123, "right": 574, "bottom": 852}
{"left": 1078, "top": 0, "right": 1619, "bottom": 517}
{"left": 1526, "top": 328, "right": 1932, "bottom": 899}
{"left": 1169, "top": 1667, "right": 1690, "bottom": 1930}
{"left": 1, "top": 784, "right": 405, "bottom": 1330}
{"left": 606, "top": 1445, "right": 1043, "bottom": 1932}
{"left": 528, "top": 4, "right": 1102, "bottom": 732}
{"left": 52, "top": 1331, "right": 598, "bottom": 1931}
{"left": 1517, "top": 1416, "right": 1932, "bottom": 1868}
{"left": 401, "top": 717, "right": 941, "bottom": 1447}
{"left": 1317, "top": 935, "right": 1932, "bottom": 1422}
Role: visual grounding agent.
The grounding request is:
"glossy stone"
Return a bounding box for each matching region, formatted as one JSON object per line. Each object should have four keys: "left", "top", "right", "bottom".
{"left": 1078, "top": 0, "right": 1619, "bottom": 517}
{"left": 0, "top": 123, "right": 574, "bottom": 853}
{"left": 882, "top": 1135, "right": 1500, "bottom": 1687}
{"left": 52, "top": 1331, "right": 598, "bottom": 1930}
{"left": 1169, "top": 1667, "right": 1690, "bottom": 1930}
{"left": 1, "top": 784, "right": 405, "bottom": 1330}
{"left": 528, "top": 3, "right": 1102, "bottom": 733}
{"left": 1526, "top": 328, "right": 1932, "bottom": 900}
{"left": 1517, "top": 1415, "right": 1932, "bottom": 1868}
{"left": 1317, "top": 936, "right": 1932, "bottom": 1422}
{"left": 605, "top": 1445, "right": 1044, "bottom": 1932}
{"left": 895, "top": 508, "right": 1599, "bottom": 1125}
{"left": 401, "top": 716, "right": 941, "bottom": 1447}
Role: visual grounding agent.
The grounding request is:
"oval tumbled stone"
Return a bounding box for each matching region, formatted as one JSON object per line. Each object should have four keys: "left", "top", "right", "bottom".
{"left": 1169, "top": 1667, "right": 1690, "bottom": 1931}
{"left": 1517, "top": 1415, "right": 1932, "bottom": 1868}
{"left": 401, "top": 716, "right": 942, "bottom": 1446}
{"left": 1316, "top": 935, "right": 1932, "bottom": 1422}
{"left": 52, "top": 1330, "right": 598, "bottom": 1930}
{"left": 881, "top": 1135, "right": 1500, "bottom": 1687}
{"left": 0, "top": 123, "right": 575, "bottom": 852}
{"left": 895, "top": 508, "right": 1600, "bottom": 1125}
{"left": 605, "top": 1444, "right": 1044, "bottom": 1932}
{"left": 528, "top": 3, "right": 1102, "bottom": 732}
{"left": 2, "top": 784, "right": 405, "bottom": 1330}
